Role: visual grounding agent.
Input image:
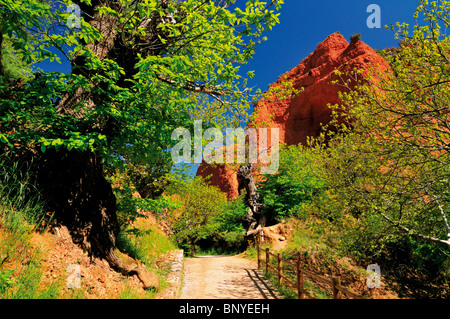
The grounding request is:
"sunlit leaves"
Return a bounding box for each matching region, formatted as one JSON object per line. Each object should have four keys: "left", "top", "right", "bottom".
{"left": 0, "top": 0, "right": 284, "bottom": 174}
{"left": 311, "top": 0, "right": 450, "bottom": 250}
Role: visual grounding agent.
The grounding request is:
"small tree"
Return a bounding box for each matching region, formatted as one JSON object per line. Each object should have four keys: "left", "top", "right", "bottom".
{"left": 258, "top": 144, "right": 327, "bottom": 222}
{"left": 349, "top": 33, "right": 361, "bottom": 43}
{"left": 173, "top": 177, "right": 227, "bottom": 254}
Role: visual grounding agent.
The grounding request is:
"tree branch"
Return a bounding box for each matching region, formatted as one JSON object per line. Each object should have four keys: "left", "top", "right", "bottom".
{"left": 379, "top": 211, "right": 450, "bottom": 249}
{"left": 156, "top": 73, "right": 225, "bottom": 95}
{"left": 428, "top": 192, "right": 450, "bottom": 241}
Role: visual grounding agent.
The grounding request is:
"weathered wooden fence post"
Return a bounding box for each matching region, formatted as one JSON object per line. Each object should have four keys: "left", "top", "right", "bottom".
{"left": 277, "top": 253, "right": 283, "bottom": 286}
{"left": 332, "top": 275, "right": 342, "bottom": 299}
{"left": 257, "top": 239, "right": 261, "bottom": 269}
{"left": 259, "top": 248, "right": 366, "bottom": 299}
{"left": 296, "top": 259, "right": 304, "bottom": 299}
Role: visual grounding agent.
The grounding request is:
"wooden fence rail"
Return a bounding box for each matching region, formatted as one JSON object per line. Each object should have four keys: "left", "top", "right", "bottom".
{"left": 256, "top": 242, "right": 369, "bottom": 299}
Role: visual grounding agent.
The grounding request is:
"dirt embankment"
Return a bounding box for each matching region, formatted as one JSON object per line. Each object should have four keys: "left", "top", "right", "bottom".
{"left": 28, "top": 226, "right": 148, "bottom": 298}
{"left": 24, "top": 223, "right": 179, "bottom": 298}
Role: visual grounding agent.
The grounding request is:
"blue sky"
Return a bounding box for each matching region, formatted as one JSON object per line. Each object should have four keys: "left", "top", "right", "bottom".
{"left": 241, "top": 0, "right": 418, "bottom": 92}
{"left": 37, "top": 0, "right": 420, "bottom": 177}
{"left": 41, "top": 1, "right": 419, "bottom": 87}
{"left": 190, "top": 0, "right": 419, "bottom": 177}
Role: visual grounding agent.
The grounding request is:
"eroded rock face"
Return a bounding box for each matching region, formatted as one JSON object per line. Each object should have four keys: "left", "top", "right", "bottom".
{"left": 252, "top": 32, "right": 390, "bottom": 146}
{"left": 196, "top": 160, "right": 239, "bottom": 199}
{"left": 197, "top": 32, "right": 390, "bottom": 198}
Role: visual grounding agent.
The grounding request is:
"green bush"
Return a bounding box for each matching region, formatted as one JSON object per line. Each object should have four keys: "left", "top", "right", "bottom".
{"left": 171, "top": 178, "right": 249, "bottom": 255}
{"left": 349, "top": 33, "right": 361, "bottom": 43}
{"left": 0, "top": 269, "right": 15, "bottom": 294}
{"left": 172, "top": 177, "right": 227, "bottom": 254}
{"left": 212, "top": 196, "right": 247, "bottom": 234}
{"left": 0, "top": 157, "right": 67, "bottom": 299}
{"left": 221, "top": 231, "right": 246, "bottom": 252}
{"left": 258, "top": 144, "right": 327, "bottom": 221}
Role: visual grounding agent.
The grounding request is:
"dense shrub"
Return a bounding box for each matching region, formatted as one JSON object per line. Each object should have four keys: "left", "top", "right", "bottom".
{"left": 258, "top": 144, "right": 327, "bottom": 222}
{"left": 171, "top": 177, "right": 248, "bottom": 255}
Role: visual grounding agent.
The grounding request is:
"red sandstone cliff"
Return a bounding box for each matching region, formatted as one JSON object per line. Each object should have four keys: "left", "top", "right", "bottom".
{"left": 197, "top": 32, "right": 390, "bottom": 198}
{"left": 196, "top": 161, "right": 240, "bottom": 199}
{"left": 251, "top": 32, "right": 390, "bottom": 146}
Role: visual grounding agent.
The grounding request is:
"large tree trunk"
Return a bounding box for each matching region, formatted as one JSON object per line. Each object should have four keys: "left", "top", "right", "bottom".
{"left": 37, "top": 149, "right": 118, "bottom": 256}
{"left": 31, "top": 0, "right": 176, "bottom": 289}
{"left": 36, "top": 148, "right": 159, "bottom": 289}
{"left": 238, "top": 164, "right": 266, "bottom": 237}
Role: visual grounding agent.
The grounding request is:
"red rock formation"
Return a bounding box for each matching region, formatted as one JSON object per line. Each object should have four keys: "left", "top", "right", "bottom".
{"left": 197, "top": 32, "right": 390, "bottom": 198}
{"left": 252, "top": 32, "right": 390, "bottom": 146}
{"left": 197, "top": 160, "right": 239, "bottom": 199}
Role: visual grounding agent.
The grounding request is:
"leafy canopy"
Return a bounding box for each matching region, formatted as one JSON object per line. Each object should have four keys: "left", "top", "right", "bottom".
{"left": 0, "top": 0, "right": 283, "bottom": 171}
{"left": 258, "top": 144, "right": 326, "bottom": 221}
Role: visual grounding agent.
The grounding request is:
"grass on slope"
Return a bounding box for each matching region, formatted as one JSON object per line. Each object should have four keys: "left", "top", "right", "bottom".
{"left": 0, "top": 160, "right": 178, "bottom": 299}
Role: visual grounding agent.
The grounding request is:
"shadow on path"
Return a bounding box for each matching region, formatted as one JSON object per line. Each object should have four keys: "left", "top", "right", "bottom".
{"left": 245, "top": 269, "right": 279, "bottom": 299}
{"left": 180, "top": 255, "right": 282, "bottom": 299}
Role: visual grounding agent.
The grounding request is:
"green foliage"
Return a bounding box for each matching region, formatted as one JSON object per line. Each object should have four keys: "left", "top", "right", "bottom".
{"left": 0, "top": 157, "right": 46, "bottom": 233}
{"left": 0, "top": 158, "right": 68, "bottom": 299}
{"left": 171, "top": 177, "right": 248, "bottom": 254}
{"left": 247, "top": 1, "right": 450, "bottom": 297}
{"left": 117, "top": 222, "right": 177, "bottom": 268}
{"left": 212, "top": 196, "right": 247, "bottom": 234}
{"left": 1, "top": 35, "right": 34, "bottom": 82}
{"left": 210, "top": 196, "right": 248, "bottom": 252}
{"left": 0, "top": 1, "right": 286, "bottom": 254}
{"left": 258, "top": 144, "right": 327, "bottom": 221}
{"left": 319, "top": 0, "right": 450, "bottom": 249}
{"left": 172, "top": 177, "right": 227, "bottom": 254}
{"left": 300, "top": 0, "right": 450, "bottom": 289}
{"left": 108, "top": 167, "right": 183, "bottom": 233}
{"left": 0, "top": 0, "right": 285, "bottom": 297}
{"left": 0, "top": 269, "right": 15, "bottom": 294}
{"left": 0, "top": 0, "right": 284, "bottom": 170}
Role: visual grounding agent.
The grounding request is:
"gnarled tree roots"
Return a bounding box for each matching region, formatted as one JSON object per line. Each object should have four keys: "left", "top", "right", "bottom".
{"left": 106, "top": 248, "right": 160, "bottom": 290}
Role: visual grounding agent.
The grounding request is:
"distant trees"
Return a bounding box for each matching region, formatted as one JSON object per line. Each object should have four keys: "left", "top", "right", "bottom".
{"left": 172, "top": 178, "right": 227, "bottom": 254}
{"left": 257, "top": 145, "right": 326, "bottom": 222}
{"left": 170, "top": 177, "right": 247, "bottom": 255}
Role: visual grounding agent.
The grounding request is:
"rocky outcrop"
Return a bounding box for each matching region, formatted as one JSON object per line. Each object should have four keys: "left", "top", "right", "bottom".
{"left": 197, "top": 32, "right": 390, "bottom": 198}
{"left": 196, "top": 160, "right": 239, "bottom": 199}
{"left": 251, "top": 32, "right": 390, "bottom": 146}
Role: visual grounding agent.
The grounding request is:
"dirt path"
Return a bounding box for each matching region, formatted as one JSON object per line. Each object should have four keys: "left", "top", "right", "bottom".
{"left": 179, "top": 255, "right": 282, "bottom": 299}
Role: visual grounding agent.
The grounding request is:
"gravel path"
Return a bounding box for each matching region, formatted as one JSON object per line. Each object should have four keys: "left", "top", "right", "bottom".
{"left": 179, "top": 255, "right": 282, "bottom": 299}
